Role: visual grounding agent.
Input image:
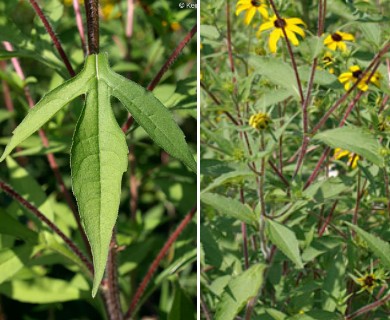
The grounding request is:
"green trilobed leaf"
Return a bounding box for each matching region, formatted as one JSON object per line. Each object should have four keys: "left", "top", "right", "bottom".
{"left": 0, "top": 53, "right": 195, "bottom": 297}
{"left": 71, "top": 58, "right": 128, "bottom": 296}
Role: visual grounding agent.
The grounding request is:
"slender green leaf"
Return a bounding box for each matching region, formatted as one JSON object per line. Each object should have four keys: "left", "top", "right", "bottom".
{"left": 101, "top": 54, "right": 196, "bottom": 173}
{"left": 0, "top": 66, "right": 89, "bottom": 162}
{"left": 215, "top": 264, "right": 266, "bottom": 320}
{"left": 71, "top": 55, "right": 128, "bottom": 296}
{"left": 345, "top": 222, "right": 390, "bottom": 270}
{"left": 266, "top": 219, "right": 304, "bottom": 269}
{"left": 201, "top": 193, "right": 257, "bottom": 225}
{"left": 313, "top": 126, "right": 384, "bottom": 167}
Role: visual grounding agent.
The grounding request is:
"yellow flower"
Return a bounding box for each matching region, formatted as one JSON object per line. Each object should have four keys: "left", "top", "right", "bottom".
{"left": 370, "top": 71, "right": 382, "bottom": 87}
{"left": 249, "top": 112, "right": 271, "bottom": 130}
{"left": 357, "top": 273, "right": 378, "bottom": 293}
{"left": 257, "top": 16, "right": 305, "bottom": 53}
{"left": 323, "top": 31, "right": 355, "bottom": 52}
{"left": 334, "top": 148, "right": 359, "bottom": 169}
{"left": 170, "top": 22, "right": 181, "bottom": 32}
{"left": 236, "top": 0, "right": 269, "bottom": 25}
{"left": 101, "top": 0, "right": 121, "bottom": 20}
{"left": 321, "top": 52, "right": 335, "bottom": 74}
{"left": 338, "top": 65, "right": 369, "bottom": 91}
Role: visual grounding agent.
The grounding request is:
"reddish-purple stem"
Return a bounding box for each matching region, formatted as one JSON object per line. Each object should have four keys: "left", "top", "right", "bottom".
{"left": 72, "top": 0, "right": 87, "bottom": 53}
{"left": 0, "top": 180, "right": 93, "bottom": 274}
{"left": 106, "top": 232, "right": 123, "bottom": 320}
{"left": 312, "top": 43, "right": 390, "bottom": 134}
{"left": 240, "top": 188, "right": 249, "bottom": 269}
{"left": 124, "top": 206, "right": 196, "bottom": 319}
{"left": 126, "top": 0, "right": 134, "bottom": 38}
{"left": 345, "top": 293, "right": 390, "bottom": 320}
{"left": 268, "top": 0, "right": 304, "bottom": 103}
{"left": 28, "top": 0, "right": 75, "bottom": 77}
{"left": 147, "top": 24, "right": 196, "bottom": 91}
{"left": 2, "top": 42, "right": 91, "bottom": 257}
{"left": 318, "top": 200, "right": 338, "bottom": 236}
{"left": 121, "top": 24, "right": 196, "bottom": 131}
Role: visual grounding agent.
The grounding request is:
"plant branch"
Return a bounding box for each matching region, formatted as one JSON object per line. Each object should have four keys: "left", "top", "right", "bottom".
{"left": 2, "top": 41, "right": 91, "bottom": 258}
{"left": 124, "top": 206, "right": 196, "bottom": 319}
{"left": 0, "top": 180, "right": 93, "bottom": 274}
{"left": 105, "top": 231, "right": 123, "bottom": 320}
{"left": 147, "top": 23, "right": 196, "bottom": 91}
{"left": 126, "top": 0, "right": 134, "bottom": 38}
{"left": 84, "top": 0, "right": 100, "bottom": 54}
{"left": 311, "top": 42, "right": 390, "bottom": 134}
{"left": 268, "top": 0, "right": 304, "bottom": 103}
{"left": 72, "top": 0, "right": 87, "bottom": 53}
{"left": 345, "top": 293, "right": 390, "bottom": 320}
{"left": 28, "top": 0, "right": 75, "bottom": 77}
{"left": 121, "top": 24, "right": 197, "bottom": 131}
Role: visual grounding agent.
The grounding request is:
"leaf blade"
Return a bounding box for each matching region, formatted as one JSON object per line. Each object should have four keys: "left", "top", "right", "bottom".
{"left": 0, "top": 66, "right": 89, "bottom": 162}
{"left": 71, "top": 55, "right": 128, "bottom": 297}
{"left": 215, "top": 264, "right": 266, "bottom": 320}
{"left": 345, "top": 222, "right": 390, "bottom": 270}
{"left": 266, "top": 219, "right": 304, "bottom": 269}
{"left": 100, "top": 54, "right": 196, "bottom": 173}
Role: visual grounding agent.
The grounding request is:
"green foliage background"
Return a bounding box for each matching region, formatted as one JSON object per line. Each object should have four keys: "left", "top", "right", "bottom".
{"left": 0, "top": 0, "right": 196, "bottom": 319}
{"left": 201, "top": 0, "right": 390, "bottom": 319}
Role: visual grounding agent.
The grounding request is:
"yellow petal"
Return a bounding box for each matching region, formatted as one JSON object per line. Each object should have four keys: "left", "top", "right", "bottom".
{"left": 326, "top": 42, "right": 337, "bottom": 51}
{"left": 349, "top": 65, "right": 361, "bottom": 72}
{"left": 258, "top": 6, "right": 269, "bottom": 19}
{"left": 357, "top": 81, "right": 369, "bottom": 91}
{"left": 339, "top": 32, "right": 355, "bottom": 41}
{"left": 288, "top": 24, "right": 305, "bottom": 38}
{"left": 323, "top": 34, "right": 333, "bottom": 45}
{"left": 269, "top": 29, "right": 281, "bottom": 53}
{"left": 286, "top": 17, "right": 306, "bottom": 27}
{"left": 258, "top": 20, "right": 274, "bottom": 32}
{"left": 337, "top": 41, "right": 347, "bottom": 52}
{"left": 338, "top": 72, "right": 352, "bottom": 83}
{"left": 244, "top": 7, "right": 256, "bottom": 25}
{"left": 285, "top": 29, "right": 299, "bottom": 46}
{"left": 236, "top": 3, "right": 251, "bottom": 15}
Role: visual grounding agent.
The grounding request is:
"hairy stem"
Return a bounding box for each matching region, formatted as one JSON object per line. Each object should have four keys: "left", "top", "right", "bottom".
{"left": 84, "top": 0, "right": 99, "bottom": 54}
{"left": 2, "top": 42, "right": 91, "bottom": 257}
{"left": 345, "top": 293, "right": 390, "bottom": 319}
{"left": 124, "top": 206, "right": 196, "bottom": 319}
{"left": 106, "top": 231, "right": 123, "bottom": 320}
{"left": 0, "top": 180, "right": 93, "bottom": 274}
{"left": 121, "top": 24, "right": 197, "bottom": 131}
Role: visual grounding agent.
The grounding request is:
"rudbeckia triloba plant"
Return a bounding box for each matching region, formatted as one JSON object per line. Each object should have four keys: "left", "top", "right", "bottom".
{"left": 0, "top": 0, "right": 196, "bottom": 319}
{"left": 201, "top": 0, "right": 390, "bottom": 319}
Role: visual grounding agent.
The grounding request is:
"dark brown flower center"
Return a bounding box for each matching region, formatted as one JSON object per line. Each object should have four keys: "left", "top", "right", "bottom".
{"left": 352, "top": 69, "right": 363, "bottom": 79}
{"left": 331, "top": 33, "right": 342, "bottom": 42}
{"left": 364, "top": 276, "right": 375, "bottom": 287}
{"left": 323, "top": 57, "right": 332, "bottom": 63}
{"left": 251, "top": 0, "right": 261, "bottom": 7}
{"left": 274, "top": 18, "right": 286, "bottom": 28}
